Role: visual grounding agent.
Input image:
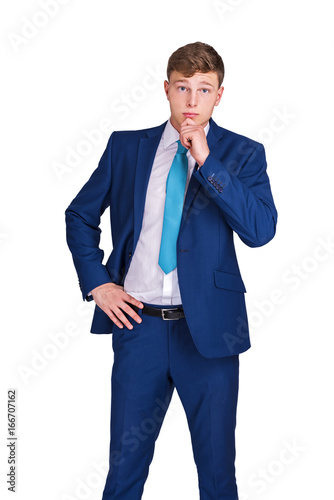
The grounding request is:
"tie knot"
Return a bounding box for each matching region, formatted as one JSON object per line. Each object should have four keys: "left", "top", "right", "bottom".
{"left": 176, "top": 140, "right": 188, "bottom": 155}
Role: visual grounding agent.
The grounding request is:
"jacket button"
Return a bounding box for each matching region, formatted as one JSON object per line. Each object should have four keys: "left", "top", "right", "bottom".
{"left": 219, "top": 187, "right": 223, "bottom": 193}
{"left": 208, "top": 175, "right": 212, "bottom": 182}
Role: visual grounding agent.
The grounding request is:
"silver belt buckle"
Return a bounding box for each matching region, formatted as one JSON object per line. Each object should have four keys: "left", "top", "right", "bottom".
{"left": 161, "top": 308, "right": 178, "bottom": 320}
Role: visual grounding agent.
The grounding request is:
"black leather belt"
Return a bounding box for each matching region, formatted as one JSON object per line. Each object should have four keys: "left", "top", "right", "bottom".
{"left": 132, "top": 305, "right": 185, "bottom": 320}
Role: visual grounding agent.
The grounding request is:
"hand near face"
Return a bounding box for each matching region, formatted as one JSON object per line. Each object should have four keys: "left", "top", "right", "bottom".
{"left": 180, "top": 118, "right": 210, "bottom": 167}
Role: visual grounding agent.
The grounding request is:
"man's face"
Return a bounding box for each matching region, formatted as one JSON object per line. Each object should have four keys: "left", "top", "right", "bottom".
{"left": 164, "top": 70, "right": 224, "bottom": 131}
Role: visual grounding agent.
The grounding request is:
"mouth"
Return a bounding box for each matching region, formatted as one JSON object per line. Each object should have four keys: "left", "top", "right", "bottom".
{"left": 183, "top": 113, "right": 198, "bottom": 118}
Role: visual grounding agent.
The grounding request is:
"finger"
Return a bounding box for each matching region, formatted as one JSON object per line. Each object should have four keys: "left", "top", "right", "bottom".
{"left": 107, "top": 309, "right": 125, "bottom": 329}
{"left": 180, "top": 127, "right": 196, "bottom": 139}
{"left": 180, "top": 134, "right": 192, "bottom": 149}
{"left": 180, "top": 124, "right": 198, "bottom": 132}
{"left": 180, "top": 126, "right": 200, "bottom": 138}
{"left": 180, "top": 127, "right": 194, "bottom": 140}
{"left": 112, "top": 306, "right": 134, "bottom": 330}
{"left": 181, "top": 121, "right": 205, "bottom": 132}
{"left": 121, "top": 292, "right": 144, "bottom": 309}
{"left": 122, "top": 302, "right": 143, "bottom": 324}
{"left": 180, "top": 126, "right": 203, "bottom": 138}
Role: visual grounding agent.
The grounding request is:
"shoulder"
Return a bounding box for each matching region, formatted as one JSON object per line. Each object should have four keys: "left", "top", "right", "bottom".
{"left": 110, "top": 122, "right": 167, "bottom": 144}
{"left": 210, "top": 119, "right": 264, "bottom": 152}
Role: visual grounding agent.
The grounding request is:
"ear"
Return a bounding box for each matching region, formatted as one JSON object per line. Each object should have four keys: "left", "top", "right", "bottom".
{"left": 215, "top": 86, "right": 224, "bottom": 106}
{"left": 164, "top": 80, "right": 170, "bottom": 100}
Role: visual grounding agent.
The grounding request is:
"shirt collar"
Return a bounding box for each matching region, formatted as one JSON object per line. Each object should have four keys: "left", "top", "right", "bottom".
{"left": 163, "top": 118, "right": 210, "bottom": 150}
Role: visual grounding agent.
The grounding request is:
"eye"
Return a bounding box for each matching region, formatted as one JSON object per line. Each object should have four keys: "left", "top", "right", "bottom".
{"left": 178, "top": 86, "right": 187, "bottom": 92}
{"left": 201, "top": 88, "right": 210, "bottom": 94}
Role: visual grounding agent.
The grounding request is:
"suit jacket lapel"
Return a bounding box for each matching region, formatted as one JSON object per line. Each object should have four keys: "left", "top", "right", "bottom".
{"left": 133, "top": 122, "right": 167, "bottom": 252}
{"left": 132, "top": 119, "right": 224, "bottom": 251}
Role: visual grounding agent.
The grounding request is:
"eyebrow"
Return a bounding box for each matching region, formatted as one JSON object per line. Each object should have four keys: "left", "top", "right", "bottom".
{"left": 174, "top": 78, "right": 215, "bottom": 88}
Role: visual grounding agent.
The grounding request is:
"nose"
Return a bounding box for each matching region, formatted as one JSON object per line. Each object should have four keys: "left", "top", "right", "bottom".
{"left": 186, "top": 90, "right": 198, "bottom": 108}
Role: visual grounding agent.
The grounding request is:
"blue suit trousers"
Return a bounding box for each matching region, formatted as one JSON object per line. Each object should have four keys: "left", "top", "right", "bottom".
{"left": 101, "top": 303, "right": 239, "bottom": 500}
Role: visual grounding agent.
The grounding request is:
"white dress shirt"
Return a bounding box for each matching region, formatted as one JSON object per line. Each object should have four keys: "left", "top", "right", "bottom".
{"left": 123, "top": 119, "right": 210, "bottom": 305}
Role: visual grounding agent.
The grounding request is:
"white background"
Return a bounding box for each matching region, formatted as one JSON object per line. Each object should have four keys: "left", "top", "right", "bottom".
{"left": 1, "top": 0, "right": 333, "bottom": 499}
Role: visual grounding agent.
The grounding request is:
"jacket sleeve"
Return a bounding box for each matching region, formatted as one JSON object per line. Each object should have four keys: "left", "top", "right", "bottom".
{"left": 65, "top": 133, "right": 114, "bottom": 300}
{"left": 193, "top": 142, "right": 277, "bottom": 247}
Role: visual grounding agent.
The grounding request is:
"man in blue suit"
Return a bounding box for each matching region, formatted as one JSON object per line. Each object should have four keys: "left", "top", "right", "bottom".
{"left": 65, "top": 42, "right": 277, "bottom": 500}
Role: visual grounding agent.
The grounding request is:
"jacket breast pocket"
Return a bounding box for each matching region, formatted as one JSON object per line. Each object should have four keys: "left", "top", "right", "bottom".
{"left": 214, "top": 270, "right": 246, "bottom": 293}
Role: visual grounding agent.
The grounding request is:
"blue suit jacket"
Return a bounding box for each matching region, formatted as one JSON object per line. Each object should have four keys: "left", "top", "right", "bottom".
{"left": 65, "top": 118, "right": 277, "bottom": 358}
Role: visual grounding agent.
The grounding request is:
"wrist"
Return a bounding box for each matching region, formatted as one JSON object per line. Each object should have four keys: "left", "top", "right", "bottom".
{"left": 197, "top": 150, "right": 209, "bottom": 168}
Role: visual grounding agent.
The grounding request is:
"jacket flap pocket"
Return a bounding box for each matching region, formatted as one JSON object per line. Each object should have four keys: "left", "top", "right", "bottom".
{"left": 214, "top": 270, "right": 246, "bottom": 293}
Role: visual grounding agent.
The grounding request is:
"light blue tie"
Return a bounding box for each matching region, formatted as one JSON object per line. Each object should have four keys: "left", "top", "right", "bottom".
{"left": 158, "top": 140, "right": 188, "bottom": 274}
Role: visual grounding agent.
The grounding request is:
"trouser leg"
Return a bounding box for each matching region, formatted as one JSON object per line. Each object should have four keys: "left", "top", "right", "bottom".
{"left": 101, "top": 311, "right": 174, "bottom": 500}
{"left": 169, "top": 318, "right": 239, "bottom": 500}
